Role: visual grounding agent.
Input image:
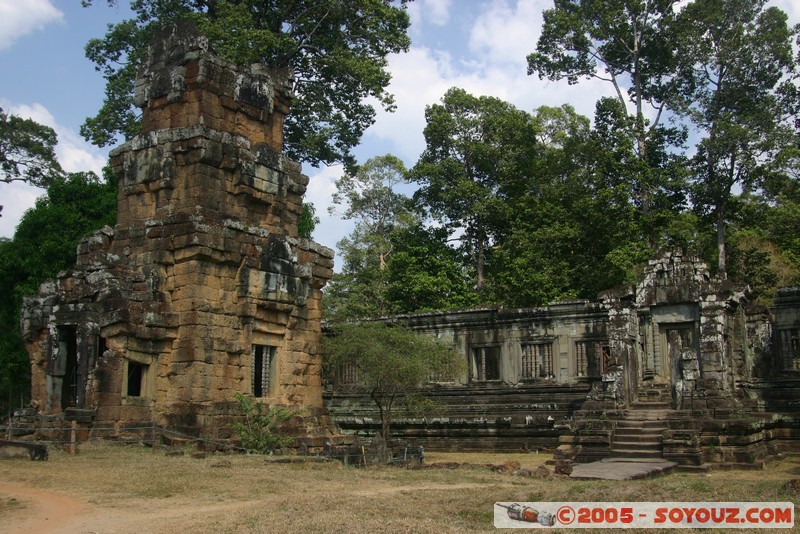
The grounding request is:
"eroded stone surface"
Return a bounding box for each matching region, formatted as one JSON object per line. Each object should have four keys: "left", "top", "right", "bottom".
{"left": 326, "top": 252, "right": 800, "bottom": 465}
{"left": 21, "top": 21, "right": 332, "bottom": 441}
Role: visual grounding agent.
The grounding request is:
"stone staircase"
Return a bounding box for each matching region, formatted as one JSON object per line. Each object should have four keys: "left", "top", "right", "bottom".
{"left": 610, "top": 403, "right": 670, "bottom": 460}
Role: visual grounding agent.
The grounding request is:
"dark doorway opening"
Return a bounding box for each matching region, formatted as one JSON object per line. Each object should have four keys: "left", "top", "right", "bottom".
{"left": 58, "top": 326, "right": 78, "bottom": 410}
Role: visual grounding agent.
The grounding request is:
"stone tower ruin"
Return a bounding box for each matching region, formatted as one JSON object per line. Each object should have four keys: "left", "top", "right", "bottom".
{"left": 21, "top": 21, "right": 333, "bottom": 439}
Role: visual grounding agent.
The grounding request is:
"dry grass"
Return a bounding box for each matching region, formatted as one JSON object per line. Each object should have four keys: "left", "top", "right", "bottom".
{"left": 0, "top": 442, "right": 799, "bottom": 533}
{"left": 0, "top": 496, "right": 26, "bottom": 517}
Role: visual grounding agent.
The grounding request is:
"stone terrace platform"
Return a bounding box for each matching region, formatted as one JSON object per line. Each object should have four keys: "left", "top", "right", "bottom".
{"left": 570, "top": 458, "right": 678, "bottom": 481}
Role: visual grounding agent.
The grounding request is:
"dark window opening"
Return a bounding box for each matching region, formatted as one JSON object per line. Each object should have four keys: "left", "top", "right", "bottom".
{"left": 127, "top": 361, "right": 146, "bottom": 397}
{"left": 472, "top": 346, "right": 501, "bottom": 381}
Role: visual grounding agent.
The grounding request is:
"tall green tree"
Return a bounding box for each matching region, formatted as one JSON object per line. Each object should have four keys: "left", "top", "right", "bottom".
{"left": 671, "top": 0, "right": 799, "bottom": 275}
{"left": 492, "top": 103, "right": 656, "bottom": 305}
{"left": 0, "top": 171, "right": 117, "bottom": 416}
{"left": 325, "top": 321, "right": 462, "bottom": 439}
{"left": 0, "top": 108, "right": 64, "bottom": 217}
{"left": 81, "top": 0, "right": 412, "bottom": 171}
{"left": 410, "top": 87, "right": 538, "bottom": 297}
{"left": 325, "top": 155, "right": 416, "bottom": 319}
{"left": 527, "top": 0, "right": 681, "bottom": 226}
{"left": 330, "top": 154, "right": 414, "bottom": 271}
{"left": 386, "top": 224, "right": 478, "bottom": 312}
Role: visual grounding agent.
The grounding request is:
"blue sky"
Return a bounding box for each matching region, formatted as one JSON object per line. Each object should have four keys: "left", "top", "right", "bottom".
{"left": 1, "top": 0, "right": 798, "bottom": 259}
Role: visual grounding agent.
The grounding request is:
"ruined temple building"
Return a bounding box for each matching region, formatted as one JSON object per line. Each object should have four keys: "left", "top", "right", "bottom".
{"left": 21, "top": 21, "right": 334, "bottom": 445}
{"left": 326, "top": 253, "right": 800, "bottom": 467}
{"left": 17, "top": 22, "right": 800, "bottom": 467}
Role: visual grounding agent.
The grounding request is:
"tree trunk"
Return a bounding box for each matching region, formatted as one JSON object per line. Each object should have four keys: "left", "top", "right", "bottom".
{"left": 371, "top": 389, "right": 392, "bottom": 440}
{"left": 716, "top": 208, "right": 727, "bottom": 277}
{"left": 476, "top": 234, "right": 485, "bottom": 292}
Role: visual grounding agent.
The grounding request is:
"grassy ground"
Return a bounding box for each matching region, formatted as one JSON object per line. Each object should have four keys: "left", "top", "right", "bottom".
{"left": 0, "top": 442, "right": 799, "bottom": 533}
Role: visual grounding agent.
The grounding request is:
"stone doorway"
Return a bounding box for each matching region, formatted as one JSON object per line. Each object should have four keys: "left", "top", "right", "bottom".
{"left": 56, "top": 326, "right": 78, "bottom": 410}
{"left": 659, "top": 322, "right": 698, "bottom": 407}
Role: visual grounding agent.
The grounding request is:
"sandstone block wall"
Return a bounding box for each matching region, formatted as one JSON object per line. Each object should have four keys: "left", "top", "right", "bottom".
{"left": 21, "top": 21, "right": 332, "bottom": 439}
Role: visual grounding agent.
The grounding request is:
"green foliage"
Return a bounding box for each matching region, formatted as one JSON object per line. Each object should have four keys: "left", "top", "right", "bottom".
{"left": 230, "top": 392, "right": 297, "bottom": 454}
{"left": 727, "top": 232, "right": 800, "bottom": 306}
{"left": 0, "top": 172, "right": 117, "bottom": 415}
{"left": 324, "top": 255, "right": 395, "bottom": 320}
{"left": 330, "top": 154, "right": 415, "bottom": 271}
{"left": 82, "top": 0, "right": 411, "bottom": 171}
{"left": 325, "top": 322, "right": 463, "bottom": 438}
{"left": 410, "top": 88, "right": 539, "bottom": 297}
{"left": 386, "top": 224, "right": 478, "bottom": 312}
{"left": 672, "top": 0, "right": 799, "bottom": 274}
{"left": 324, "top": 154, "right": 420, "bottom": 319}
{"left": 0, "top": 107, "right": 63, "bottom": 190}
{"left": 297, "top": 202, "right": 319, "bottom": 239}
{"left": 404, "top": 392, "right": 443, "bottom": 420}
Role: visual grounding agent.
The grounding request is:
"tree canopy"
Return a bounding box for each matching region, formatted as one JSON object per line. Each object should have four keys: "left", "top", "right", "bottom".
{"left": 670, "top": 0, "right": 799, "bottom": 274}
{"left": 0, "top": 171, "right": 117, "bottom": 415}
{"left": 528, "top": 0, "right": 682, "bottom": 224}
{"left": 81, "top": 0, "right": 412, "bottom": 171}
{"left": 324, "top": 321, "right": 462, "bottom": 438}
{"left": 0, "top": 107, "right": 63, "bottom": 190}
{"left": 410, "top": 87, "right": 539, "bottom": 296}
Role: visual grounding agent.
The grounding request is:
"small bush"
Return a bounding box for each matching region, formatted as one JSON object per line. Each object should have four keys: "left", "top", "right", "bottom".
{"left": 230, "top": 392, "right": 297, "bottom": 454}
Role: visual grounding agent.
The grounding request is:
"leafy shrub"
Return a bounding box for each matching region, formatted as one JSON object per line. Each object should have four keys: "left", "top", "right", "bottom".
{"left": 230, "top": 392, "right": 298, "bottom": 454}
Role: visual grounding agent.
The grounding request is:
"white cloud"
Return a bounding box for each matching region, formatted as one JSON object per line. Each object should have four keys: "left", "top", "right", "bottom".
{"left": 0, "top": 182, "right": 44, "bottom": 238}
{"left": 7, "top": 102, "right": 108, "bottom": 177}
{"left": 0, "top": 101, "right": 110, "bottom": 238}
{"left": 0, "top": 0, "right": 63, "bottom": 50}
{"left": 7, "top": 101, "right": 56, "bottom": 127}
{"left": 468, "top": 0, "right": 546, "bottom": 67}
{"left": 304, "top": 163, "right": 354, "bottom": 252}
{"left": 407, "top": 0, "right": 453, "bottom": 29}
{"left": 364, "top": 32, "right": 614, "bottom": 166}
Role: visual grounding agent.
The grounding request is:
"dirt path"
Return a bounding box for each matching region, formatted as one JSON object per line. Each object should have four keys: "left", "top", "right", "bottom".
{"left": 0, "top": 483, "right": 268, "bottom": 534}
{"left": 0, "top": 483, "right": 88, "bottom": 534}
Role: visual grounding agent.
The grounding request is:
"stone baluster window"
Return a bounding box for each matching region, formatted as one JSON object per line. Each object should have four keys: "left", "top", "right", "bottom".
{"left": 575, "top": 341, "right": 589, "bottom": 377}
{"left": 471, "top": 346, "right": 501, "bottom": 381}
{"left": 253, "top": 345, "right": 277, "bottom": 397}
{"left": 780, "top": 329, "right": 800, "bottom": 371}
{"left": 521, "top": 343, "right": 553, "bottom": 379}
{"left": 574, "top": 340, "right": 608, "bottom": 377}
{"left": 334, "top": 360, "right": 359, "bottom": 387}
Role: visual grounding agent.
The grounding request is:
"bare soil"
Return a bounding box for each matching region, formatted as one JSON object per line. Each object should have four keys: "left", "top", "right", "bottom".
{"left": 0, "top": 443, "right": 798, "bottom": 533}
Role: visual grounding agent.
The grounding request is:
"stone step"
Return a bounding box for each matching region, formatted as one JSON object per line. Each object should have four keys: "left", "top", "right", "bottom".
{"left": 617, "top": 419, "right": 666, "bottom": 430}
{"left": 625, "top": 408, "right": 672, "bottom": 418}
{"left": 570, "top": 458, "right": 677, "bottom": 480}
{"left": 632, "top": 401, "right": 672, "bottom": 409}
{"left": 612, "top": 433, "right": 663, "bottom": 443}
{"left": 609, "top": 448, "right": 663, "bottom": 459}
{"left": 616, "top": 420, "right": 665, "bottom": 427}
{"left": 613, "top": 441, "right": 662, "bottom": 450}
